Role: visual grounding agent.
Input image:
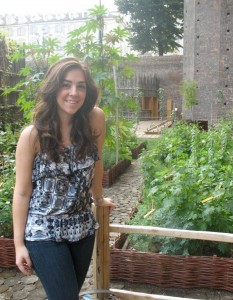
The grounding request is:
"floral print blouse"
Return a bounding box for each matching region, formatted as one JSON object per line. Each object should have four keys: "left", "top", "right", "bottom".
{"left": 25, "top": 145, "right": 99, "bottom": 242}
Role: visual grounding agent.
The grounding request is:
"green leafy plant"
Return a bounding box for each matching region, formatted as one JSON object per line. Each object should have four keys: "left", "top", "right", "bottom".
{"left": 179, "top": 80, "right": 198, "bottom": 109}
{"left": 129, "top": 120, "right": 233, "bottom": 257}
{"left": 102, "top": 147, "right": 117, "bottom": 170}
{"left": 3, "top": 38, "right": 60, "bottom": 122}
{"left": 179, "top": 80, "right": 198, "bottom": 120}
{"left": 65, "top": 5, "right": 139, "bottom": 166}
{"left": 0, "top": 127, "right": 18, "bottom": 237}
{"left": 157, "top": 87, "right": 166, "bottom": 119}
{"left": 103, "top": 118, "right": 139, "bottom": 169}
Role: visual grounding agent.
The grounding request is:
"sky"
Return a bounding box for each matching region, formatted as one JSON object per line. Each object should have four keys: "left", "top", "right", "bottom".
{"left": 0, "top": 0, "right": 117, "bottom": 15}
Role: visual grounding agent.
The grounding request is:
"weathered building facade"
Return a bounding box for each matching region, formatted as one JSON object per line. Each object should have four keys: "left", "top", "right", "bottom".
{"left": 119, "top": 55, "right": 183, "bottom": 120}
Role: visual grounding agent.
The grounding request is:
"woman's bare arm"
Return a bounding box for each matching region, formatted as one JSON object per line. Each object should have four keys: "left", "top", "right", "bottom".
{"left": 89, "top": 107, "right": 115, "bottom": 209}
{"left": 13, "top": 125, "right": 37, "bottom": 275}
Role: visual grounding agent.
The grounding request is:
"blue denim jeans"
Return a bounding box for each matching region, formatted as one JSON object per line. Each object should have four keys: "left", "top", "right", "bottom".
{"left": 26, "top": 234, "right": 95, "bottom": 300}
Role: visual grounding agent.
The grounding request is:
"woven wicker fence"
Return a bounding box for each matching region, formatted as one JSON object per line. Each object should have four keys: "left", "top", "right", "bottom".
{"left": 110, "top": 248, "right": 233, "bottom": 293}
{"left": 0, "top": 237, "right": 16, "bottom": 268}
{"left": 103, "top": 159, "right": 131, "bottom": 187}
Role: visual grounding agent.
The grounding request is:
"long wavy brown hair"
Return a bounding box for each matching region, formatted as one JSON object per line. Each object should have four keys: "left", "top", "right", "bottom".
{"left": 33, "top": 57, "right": 99, "bottom": 162}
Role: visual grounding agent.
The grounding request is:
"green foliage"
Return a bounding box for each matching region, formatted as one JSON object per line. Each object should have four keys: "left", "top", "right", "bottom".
{"left": 0, "top": 127, "right": 19, "bottom": 237}
{"left": 137, "top": 137, "right": 158, "bottom": 151}
{"left": 102, "top": 147, "right": 117, "bottom": 170}
{"left": 115, "top": 0, "right": 184, "bottom": 55}
{"left": 179, "top": 80, "right": 198, "bottom": 109}
{"left": 104, "top": 118, "right": 139, "bottom": 167}
{"left": 0, "top": 126, "right": 18, "bottom": 154}
{"left": 157, "top": 87, "right": 166, "bottom": 119}
{"left": 5, "top": 38, "right": 61, "bottom": 122}
{"left": 0, "top": 31, "right": 21, "bottom": 73}
{"left": 129, "top": 121, "right": 233, "bottom": 256}
{"left": 2, "top": 40, "right": 60, "bottom": 122}
{"left": 65, "top": 5, "right": 139, "bottom": 165}
{"left": 0, "top": 203, "right": 13, "bottom": 237}
{"left": 65, "top": 5, "right": 136, "bottom": 103}
{"left": 0, "top": 33, "right": 26, "bottom": 128}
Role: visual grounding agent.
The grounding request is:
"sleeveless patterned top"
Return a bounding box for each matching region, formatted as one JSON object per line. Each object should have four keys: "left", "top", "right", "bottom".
{"left": 25, "top": 145, "right": 99, "bottom": 242}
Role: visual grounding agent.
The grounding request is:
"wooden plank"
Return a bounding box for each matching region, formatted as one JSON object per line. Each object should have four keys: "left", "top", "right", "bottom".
{"left": 110, "top": 289, "right": 202, "bottom": 300}
{"left": 94, "top": 206, "right": 110, "bottom": 299}
{"left": 92, "top": 205, "right": 97, "bottom": 291}
{"left": 96, "top": 206, "right": 105, "bottom": 300}
{"left": 109, "top": 224, "right": 233, "bottom": 243}
{"left": 80, "top": 289, "right": 202, "bottom": 300}
{"left": 145, "top": 119, "right": 170, "bottom": 133}
{"left": 167, "top": 97, "right": 173, "bottom": 118}
{"left": 152, "top": 97, "right": 158, "bottom": 118}
{"left": 103, "top": 207, "right": 110, "bottom": 290}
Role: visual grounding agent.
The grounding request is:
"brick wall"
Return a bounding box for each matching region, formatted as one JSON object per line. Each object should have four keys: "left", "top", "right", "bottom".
{"left": 183, "top": 0, "right": 233, "bottom": 124}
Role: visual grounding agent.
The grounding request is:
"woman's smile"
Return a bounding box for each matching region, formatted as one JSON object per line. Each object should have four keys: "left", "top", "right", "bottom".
{"left": 65, "top": 99, "right": 79, "bottom": 104}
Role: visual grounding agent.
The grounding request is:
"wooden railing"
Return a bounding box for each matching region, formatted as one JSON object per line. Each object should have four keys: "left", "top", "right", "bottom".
{"left": 93, "top": 206, "right": 233, "bottom": 300}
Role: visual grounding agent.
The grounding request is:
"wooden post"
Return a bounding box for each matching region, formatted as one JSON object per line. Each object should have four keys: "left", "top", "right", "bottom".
{"left": 93, "top": 206, "right": 110, "bottom": 299}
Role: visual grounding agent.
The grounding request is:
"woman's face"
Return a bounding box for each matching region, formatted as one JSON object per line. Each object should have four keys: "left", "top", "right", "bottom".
{"left": 56, "top": 68, "right": 87, "bottom": 119}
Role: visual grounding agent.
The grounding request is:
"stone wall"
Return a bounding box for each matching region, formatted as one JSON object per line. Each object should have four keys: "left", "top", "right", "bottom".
{"left": 183, "top": 0, "right": 233, "bottom": 124}
{"left": 120, "top": 1, "right": 233, "bottom": 124}
{"left": 119, "top": 55, "right": 183, "bottom": 119}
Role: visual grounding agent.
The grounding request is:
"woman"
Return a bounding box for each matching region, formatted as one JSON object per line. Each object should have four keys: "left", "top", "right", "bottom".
{"left": 13, "top": 57, "right": 115, "bottom": 300}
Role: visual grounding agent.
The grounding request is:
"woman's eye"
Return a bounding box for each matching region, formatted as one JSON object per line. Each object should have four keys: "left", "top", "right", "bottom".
{"left": 62, "top": 82, "right": 70, "bottom": 88}
{"left": 77, "top": 84, "right": 86, "bottom": 90}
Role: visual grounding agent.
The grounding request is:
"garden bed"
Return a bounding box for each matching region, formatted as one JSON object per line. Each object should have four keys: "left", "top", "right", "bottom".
{"left": 103, "top": 159, "right": 131, "bottom": 188}
{"left": 103, "top": 142, "right": 146, "bottom": 188}
{"left": 0, "top": 237, "right": 15, "bottom": 268}
{"left": 109, "top": 121, "right": 233, "bottom": 294}
{"left": 110, "top": 235, "right": 233, "bottom": 293}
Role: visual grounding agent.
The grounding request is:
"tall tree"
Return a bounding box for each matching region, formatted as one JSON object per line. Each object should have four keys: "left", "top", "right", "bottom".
{"left": 115, "top": 0, "right": 184, "bottom": 56}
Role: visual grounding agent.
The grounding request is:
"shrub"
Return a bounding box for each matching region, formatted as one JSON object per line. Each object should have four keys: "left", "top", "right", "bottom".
{"left": 0, "top": 127, "right": 18, "bottom": 237}
{"left": 129, "top": 120, "right": 233, "bottom": 257}
{"left": 0, "top": 153, "right": 15, "bottom": 238}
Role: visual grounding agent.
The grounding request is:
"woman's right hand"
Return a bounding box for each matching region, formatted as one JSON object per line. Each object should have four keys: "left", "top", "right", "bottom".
{"left": 15, "top": 245, "right": 32, "bottom": 275}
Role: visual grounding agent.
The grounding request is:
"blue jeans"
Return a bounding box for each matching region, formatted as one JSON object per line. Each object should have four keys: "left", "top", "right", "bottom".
{"left": 26, "top": 234, "right": 95, "bottom": 300}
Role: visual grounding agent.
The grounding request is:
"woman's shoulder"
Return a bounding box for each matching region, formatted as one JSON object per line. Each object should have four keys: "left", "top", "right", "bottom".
{"left": 89, "top": 106, "right": 105, "bottom": 120}
{"left": 89, "top": 106, "right": 105, "bottom": 127}
{"left": 18, "top": 125, "right": 39, "bottom": 153}
{"left": 20, "top": 124, "right": 35, "bottom": 134}
{"left": 89, "top": 106, "right": 105, "bottom": 136}
{"left": 19, "top": 125, "right": 37, "bottom": 139}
